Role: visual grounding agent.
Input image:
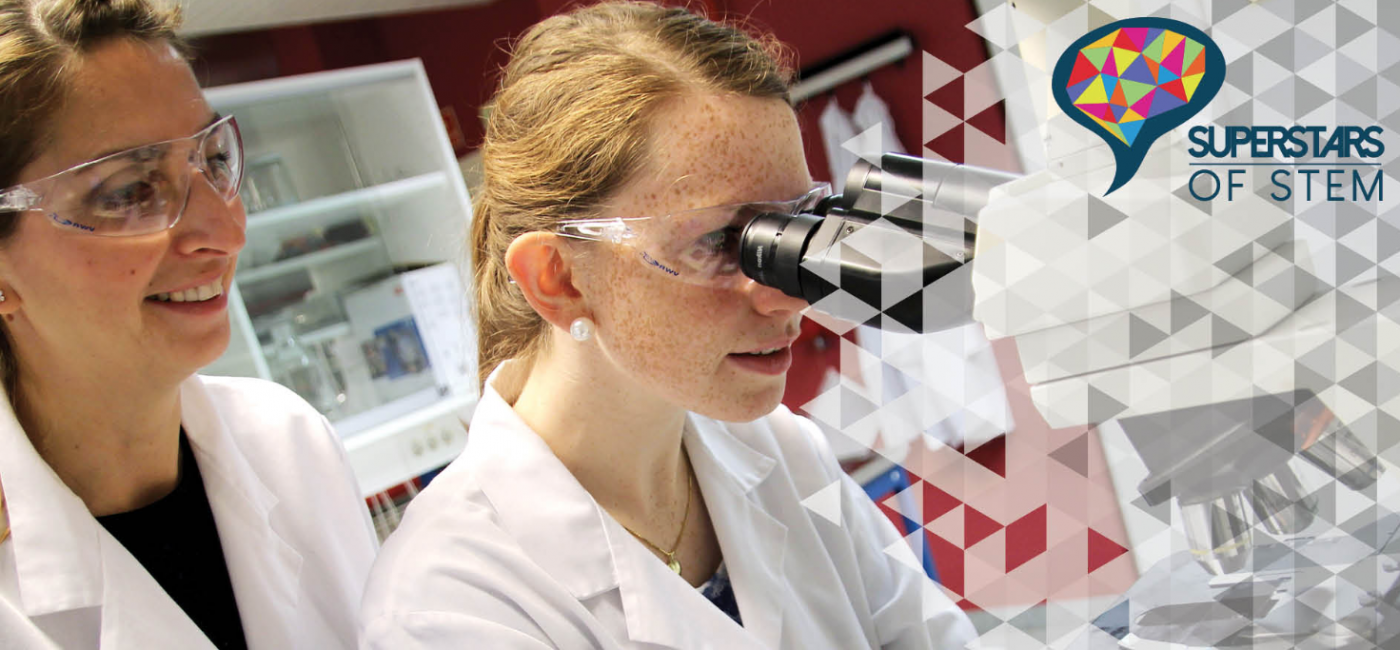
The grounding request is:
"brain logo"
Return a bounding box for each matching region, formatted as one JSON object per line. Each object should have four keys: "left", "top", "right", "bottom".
{"left": 1052, "top": 18, "right": 1224, "bottom": 195}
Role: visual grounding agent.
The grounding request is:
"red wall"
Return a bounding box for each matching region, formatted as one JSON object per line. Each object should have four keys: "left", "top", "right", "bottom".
{"left": 189, "top": 0, "right": 998, "bottom": 168}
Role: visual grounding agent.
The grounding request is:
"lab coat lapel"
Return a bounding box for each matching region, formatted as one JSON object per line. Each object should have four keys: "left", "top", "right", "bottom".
{"left": 473, "top": 365, "right": 789, "bottom": 649}
{"left": 0, "top": 380, "right": 212, "bottom": 649}
{"left": 0, "top": 391, "right": 103, "bottom": 618}
{"left": 466, "top": 384, "right": 618, "bottom": 601}
{"left": 96, "top": 529, "right": 215, "bottom": 650}
{"left": 180, "top": 379, "right": 304, "bottom": 650}
{"left": 608, "top": 513, "right": 768, "bottom": 650}
{"left": 684, "top": 415, "right": 790, "bottom": 649}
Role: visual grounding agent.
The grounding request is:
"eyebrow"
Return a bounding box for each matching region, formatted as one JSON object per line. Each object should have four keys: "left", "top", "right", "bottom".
{"left": 84, "top": 112, "right": 223, "bottom": 163}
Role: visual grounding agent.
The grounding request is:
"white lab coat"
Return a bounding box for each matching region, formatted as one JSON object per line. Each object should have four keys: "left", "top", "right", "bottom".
{"left": 359, "top": 361, "right": 977, "bottom": 649}
{"left": 0, "top": 375, "right": 378, "bottom": 649}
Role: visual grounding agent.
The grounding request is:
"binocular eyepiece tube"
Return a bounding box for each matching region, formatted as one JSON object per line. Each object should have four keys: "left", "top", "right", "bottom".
{"left": 739, "top": 154, "right": 1016, "bottom": 333}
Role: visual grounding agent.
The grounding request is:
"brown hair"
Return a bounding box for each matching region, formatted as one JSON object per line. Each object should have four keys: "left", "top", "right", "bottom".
{"left": 0, "top": 0, "right": 184, "bottom": 398}
{"left": 471, "top": 0, "right": 793, "bottom": 388}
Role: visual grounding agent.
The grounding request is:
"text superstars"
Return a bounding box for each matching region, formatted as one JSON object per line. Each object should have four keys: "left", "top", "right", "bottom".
{"left": 1188, "top": 125, "right": 1384, "bottom": 159}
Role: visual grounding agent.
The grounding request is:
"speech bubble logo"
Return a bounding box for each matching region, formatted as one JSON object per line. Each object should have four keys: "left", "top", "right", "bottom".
{"left": 1052, "top": 18, "right": 1224, "bottom": 195}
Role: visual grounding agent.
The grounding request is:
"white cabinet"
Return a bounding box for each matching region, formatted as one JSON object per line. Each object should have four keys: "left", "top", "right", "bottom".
{"left": 202, "top": 60, "right": 476, "bottom": 496}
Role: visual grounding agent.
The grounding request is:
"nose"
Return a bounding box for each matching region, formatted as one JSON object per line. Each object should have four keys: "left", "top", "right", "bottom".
{"left": 170, "top": 170, "right": 247, "bottom": 258}
{"left": 743, "top": 277, "right": 809, "bottom": 317}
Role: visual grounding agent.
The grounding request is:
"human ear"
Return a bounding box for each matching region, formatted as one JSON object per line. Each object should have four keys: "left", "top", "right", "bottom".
{"left": 0, "top": 280, "right": 21, "bottom": 318}
{"left": 504, "top": 231, "right": 588, "bottom": 330}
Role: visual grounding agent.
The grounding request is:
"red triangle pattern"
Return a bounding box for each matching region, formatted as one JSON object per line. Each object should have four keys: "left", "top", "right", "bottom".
{"left": 965, "top": 100, "right": 1007, "bottom": 144}
{"left": 1075, "top": 103, "right": 1114, "bottom": 121}
{"left": 926, "top": 123, "right": 964, "bottom": 163}
{"left": 1005, "top": 505, "right": 1047, "bottom": 572}
{"left": 964, "top": 505, "right": 1004, "bottom": 547}
{"left": 1112, "top": 29, "right": 1137, "bottom": 51}
{"left": 1087, "top": 528, "right": 1129, "bottom": 573}
{"left": 927, "top": 532, "right": 965, "bottom": 598}
{"left": 1121, "top": 27, "right": 1148, "bottom": 49}
{"left": 1068, "top": 52, "right": 1100, "bottom": 86}
{"left": 1159, "top": 78, "right": 1188, "bottom": 102}
{"left": 923, "top": 481, "right": 962, "bottom": 523}
{"left": 964, "top": 434, "right": 1006, "bottom": 477}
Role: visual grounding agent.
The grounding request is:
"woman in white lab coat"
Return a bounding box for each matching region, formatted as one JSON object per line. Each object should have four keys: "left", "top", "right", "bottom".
{"left": 0, "top": 1, "right": 377, "bottom": 648}
{"left": 359, "top": 3, "right": 976, "bottom": 649}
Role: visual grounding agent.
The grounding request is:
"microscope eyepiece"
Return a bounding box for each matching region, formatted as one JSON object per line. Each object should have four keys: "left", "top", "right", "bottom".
{"left": 738, "top": 211, "right": 823, "bottom": 300}
{"left": 738, "top": 154, "right": 1015, "bottom": 333}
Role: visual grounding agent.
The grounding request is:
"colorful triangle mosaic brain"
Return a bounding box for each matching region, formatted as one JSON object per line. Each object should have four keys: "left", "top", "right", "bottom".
{"left": 1065, "top": 27, "right": 1208, "bottom": 146}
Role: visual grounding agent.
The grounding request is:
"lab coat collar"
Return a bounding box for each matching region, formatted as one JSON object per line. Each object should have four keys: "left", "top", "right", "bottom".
{"left": 681, "top": 414, "right": 789, "bottom": 649}
{"left": 0, "top": 377, "right": 305, "bottom": 648}
{"left": 601, "top": 414, "right": 793, "bottom": 649}
{"left": 470, "top": 362, "right": 790, "bottom": 648}
{"left": 465, "top": 375, "right": 618, "bottom": 600}
{"left": 0, "top": 384, "right": 104, "bottom": 616}
{"left": 175, "top": 378, "right": 305, "bottom": 650}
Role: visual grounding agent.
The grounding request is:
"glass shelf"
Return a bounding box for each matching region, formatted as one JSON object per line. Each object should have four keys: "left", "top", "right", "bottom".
{"left": 201, "top": 60, "right": 477, "bottom": 478}
{"left": 237, "top": 238, "right": 384, "bottom": 284}
{"left": 245, "top": 171, "right": 447, "bottom": 233}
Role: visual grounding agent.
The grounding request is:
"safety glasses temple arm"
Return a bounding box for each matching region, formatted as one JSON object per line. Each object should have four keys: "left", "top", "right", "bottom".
{"left": 0, "top": 186, "right": 38, "bottom": 212}
{"left": 555, "top": 218, "right": 639, "bottom": 243}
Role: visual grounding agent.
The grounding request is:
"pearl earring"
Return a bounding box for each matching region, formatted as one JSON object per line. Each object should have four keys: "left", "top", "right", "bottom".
{"left": 570, "top": 317, "right": 594, "bottom": 342}
{"left": 0, "top": 289, "right": 8, "bottom": 302}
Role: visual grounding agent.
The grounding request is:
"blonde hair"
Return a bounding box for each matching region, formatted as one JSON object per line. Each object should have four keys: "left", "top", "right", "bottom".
{"left": 471, "top": 0, "right": 793, "bottom": 388}
{"left": 0, "top": 0, "right": 184, "bottom": 398}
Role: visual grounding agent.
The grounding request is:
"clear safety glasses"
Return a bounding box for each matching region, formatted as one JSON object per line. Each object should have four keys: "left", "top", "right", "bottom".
{"left": 0, "top": 115, "right": 244, "bottom": 237}
{"left": 556, "top": 182, "right": 832, "bottom": 288}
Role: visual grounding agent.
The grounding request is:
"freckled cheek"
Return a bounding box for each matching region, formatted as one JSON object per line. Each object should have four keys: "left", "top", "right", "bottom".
{"left": 597, "top": 266, "right": 741, "bottom": 376}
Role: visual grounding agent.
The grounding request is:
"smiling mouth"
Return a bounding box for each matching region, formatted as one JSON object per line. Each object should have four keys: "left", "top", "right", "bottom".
{"left": 733, "top": 347, "right": 785, "bottom": 356}
{"left": 147, "top": 278, "right": 225, "bottom": 303}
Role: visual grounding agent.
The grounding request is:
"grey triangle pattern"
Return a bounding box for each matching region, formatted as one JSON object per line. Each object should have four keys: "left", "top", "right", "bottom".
{"left": 1296, "top": 0, "right": 1334, "bottom": 23}
{"left": 901, "top": 1, "right": 1400, "bottom": 642}
{"left": 1165, "top": 291, "right": 1209, "bottom": 334}
{"left": 1339, "top": 49, "right": 1380, "bottom": 94}
{"left": 1086, "top": 195, "right": 1128, "bottom": 239}
{"left": 1128, "top": 314, "right": 1170, "bottom": 358}
{"left": 1226, "top": 49, "right": 1255, "bottom": 94}
{"left": 1006, "top": 603, "right": 1047, "bottom": 643}
{"left": 1338, "top": 4, "right": 1375, "bottom": 47}
{"left": 1087, "top": 385, "right": 1127, "bottom": 423}
{"left": 1380, "top": 218, "right": 1400, "bottom": 261}
{"left": 1086, "top": 4, "right": 1117, "bottom": 31}
{"left": 1341, "top": 76, "right": 1379, "bottom": 119}
{"left": 1337, "top": 243, "right": 1375, "bottom": 287}
{"left": 1212, "top": 0, "right": 1251, "bottom": 24}
{"left": 1174, "top": 181, "right": 1214, "bottom": 214}
{"left": 1384, "top": 60, "right": 1400, "bottom": 87}
{"left": 1336, "top": 201, "right": 1377, "bottom": 239}
{"left": 1049, "top": 433, "right": 1090, "bottom": 477}
{"left": 1295, "top": 76, "right": 1334, "bottom": 116}
{"left": 1258, "top": 28, "right": 1297, "bottom": 69}
{"left": 838, "top": 384, "right": 878, "bottom": 428}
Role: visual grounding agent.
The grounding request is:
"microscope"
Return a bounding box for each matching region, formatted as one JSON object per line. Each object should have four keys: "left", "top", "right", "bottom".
{"left": 740, "top": 144, "right": 1400, "bottom": 648}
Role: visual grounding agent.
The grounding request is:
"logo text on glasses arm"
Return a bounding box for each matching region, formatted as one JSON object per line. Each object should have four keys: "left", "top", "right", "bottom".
{"left": 50, "top": 213, "right": 96, "bottom": 233}
{"left": 641, "top": 251, "right": 680, "bottom": 277}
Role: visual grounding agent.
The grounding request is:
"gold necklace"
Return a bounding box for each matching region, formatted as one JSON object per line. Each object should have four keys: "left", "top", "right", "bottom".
{"left": 619, "top": 469, "right": 694, "bottom": 574}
